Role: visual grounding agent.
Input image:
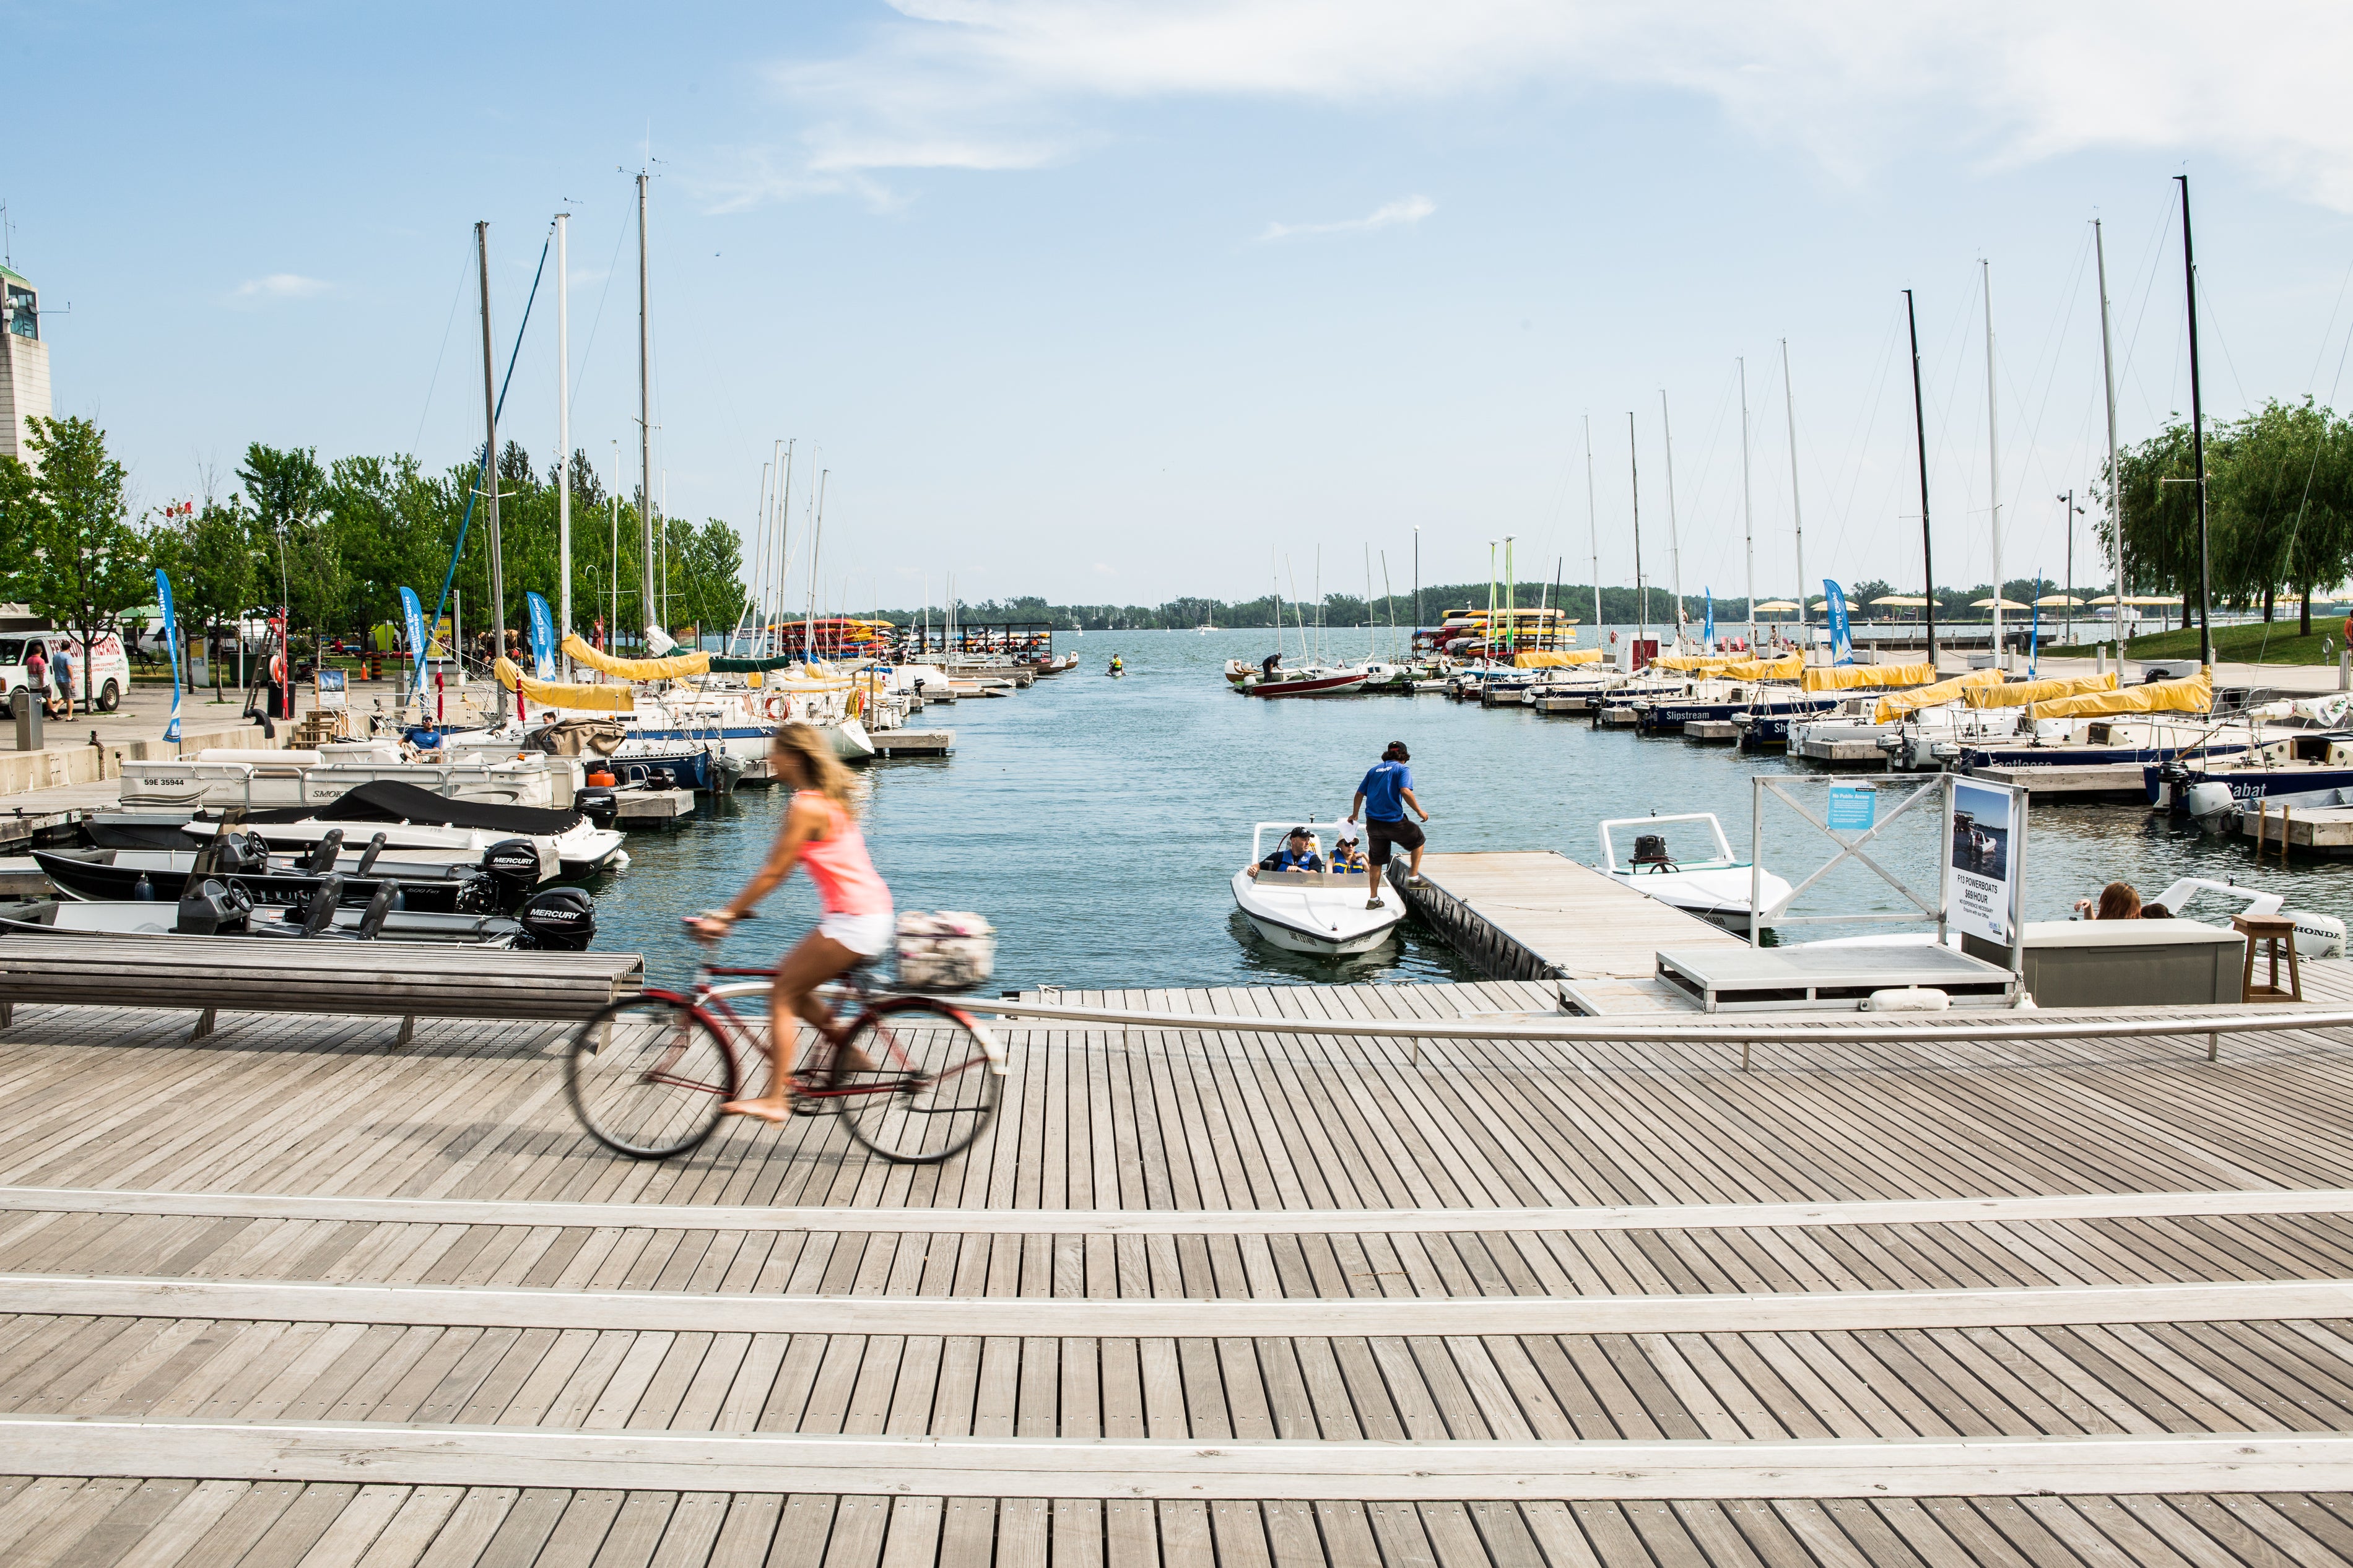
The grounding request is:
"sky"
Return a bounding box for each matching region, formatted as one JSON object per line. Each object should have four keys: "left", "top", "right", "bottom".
{"left": 15, "top": 1, "right": 2353, "bottom": 617}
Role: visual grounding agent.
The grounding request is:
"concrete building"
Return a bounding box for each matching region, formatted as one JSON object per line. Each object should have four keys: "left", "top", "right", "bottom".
{"left": 0, "top": 265, "right": 50, "bottom": 464}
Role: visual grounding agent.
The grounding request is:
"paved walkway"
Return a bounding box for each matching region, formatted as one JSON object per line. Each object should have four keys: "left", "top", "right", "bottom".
{"left": 6, "top": 974, "right": 2353, "bottom": 1561}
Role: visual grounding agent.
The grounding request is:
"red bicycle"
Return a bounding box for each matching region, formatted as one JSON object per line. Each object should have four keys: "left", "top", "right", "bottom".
{"left": 565, "top": 945, "right": 1004, "bottom": 1165}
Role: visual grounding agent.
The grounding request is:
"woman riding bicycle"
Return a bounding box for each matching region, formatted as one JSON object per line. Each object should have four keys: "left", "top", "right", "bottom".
{"left": 688, "top": 722, "right": 891, "bottom": 1121}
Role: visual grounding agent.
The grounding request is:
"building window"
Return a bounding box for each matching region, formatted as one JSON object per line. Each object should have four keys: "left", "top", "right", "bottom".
{"left": 4, "top": 285, "right": 34, "bottom": 341}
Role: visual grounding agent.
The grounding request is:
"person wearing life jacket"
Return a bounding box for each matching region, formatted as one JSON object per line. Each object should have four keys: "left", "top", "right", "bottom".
{"left": 1108, "top": 655, "right": 1124, "bottom": 675}
{"left": 1329, "top": 826, "right": 1369, "bottom": 875}
{"left": 1248, "top": 827, "right": 1324, "bottom": 878}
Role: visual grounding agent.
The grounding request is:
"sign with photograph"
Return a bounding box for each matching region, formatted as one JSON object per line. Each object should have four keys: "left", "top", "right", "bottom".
{"left": 315, "top": 668, "right": 348, "bottom": 711}
{"left": 1946, "top": 778, "right": 2020, "bottom": 946}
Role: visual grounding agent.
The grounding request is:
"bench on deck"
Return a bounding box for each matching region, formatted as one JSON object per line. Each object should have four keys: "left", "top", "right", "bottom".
{"left": 0, "top": 935, "right": 643, "bottom": 1047}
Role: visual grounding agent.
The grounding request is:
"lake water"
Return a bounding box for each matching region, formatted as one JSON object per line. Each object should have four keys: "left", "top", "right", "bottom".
{"left": 594, "top": 628, "right": 2353, "bottom": 989}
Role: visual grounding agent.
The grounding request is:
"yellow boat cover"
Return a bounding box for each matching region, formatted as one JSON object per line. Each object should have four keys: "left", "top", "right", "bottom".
{"left": 1653, "top": 651, "right": 1803, "bottom": 679}
{"left": 560, "top": 634, "right": 711, "bottom": 681}
{"left": 1513, "top": 649, "right": 1604, "bottom": 668}
{"left": 1869, "top": 668, "right": 2011, "bottom": 722}
{"left": 1798, "top": 661, "right": 1936, "bottom": 691}
{"left": 2020, "top": 669, "right": 2214, "bottom": 718}
{"left": 495, "top": 657, "right": 637, "bottom": 713}
{"left": 1960, "top": 672, "right": 2118, "bottom": 709}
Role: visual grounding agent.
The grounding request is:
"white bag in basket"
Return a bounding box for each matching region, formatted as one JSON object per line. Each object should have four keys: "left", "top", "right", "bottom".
{"left": 896, "top": 910, "right": 997, "bottom": 990}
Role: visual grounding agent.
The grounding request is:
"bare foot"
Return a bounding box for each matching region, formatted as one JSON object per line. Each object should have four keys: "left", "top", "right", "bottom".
{"left": 722, "top": 1096, "right": 793, "bottom": 1123}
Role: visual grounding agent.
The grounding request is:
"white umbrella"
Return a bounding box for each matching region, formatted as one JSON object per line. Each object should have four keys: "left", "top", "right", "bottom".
{"left": 2033, "top": 594, "right": 2084, "bottom": 607}
{"left": 1970, "top": 597, "right": 2032, "bottom": 610}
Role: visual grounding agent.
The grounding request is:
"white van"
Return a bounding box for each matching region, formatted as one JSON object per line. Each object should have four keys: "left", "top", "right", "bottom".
{"left": 0, "top": 630, "right": 132, "bottom": 716}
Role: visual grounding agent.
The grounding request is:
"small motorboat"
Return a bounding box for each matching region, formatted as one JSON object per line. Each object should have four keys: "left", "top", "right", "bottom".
{"left": 1597, "top": 813, "right": 1794, "bottom": 931}
{"left": 33, "top": 834, "right": 509, "bottom": 915}
{"left": 1230, "top": 821, "right": 1404, "bottom": 956}
{"left": 0, "top": 870, "right": 595, "bottom": 949}
{"left": 1240, "top": 666, "right": 1369, "bottom": 699}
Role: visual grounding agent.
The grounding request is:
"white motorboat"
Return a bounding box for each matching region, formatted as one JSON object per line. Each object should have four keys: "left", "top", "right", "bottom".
{"left": 1597, "top": 813, "right": 1794, "bottom": 931}
{"left": 1230, "top": 821, "right": 1403, "bottom": 956}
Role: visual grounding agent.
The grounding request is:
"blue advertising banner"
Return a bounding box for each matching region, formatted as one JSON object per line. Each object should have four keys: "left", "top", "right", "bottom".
{"left": 399, "top": 586, "right": 428, "bottom": 688}
{"left": 1822, "top": 579, "right": 1854, "bottom": 665}
{"left": 524, "top": 592, "right": 557, "bottom": 679}
{"left": 155, "top": 568, "right": 182, "bottom": 745}
{"left": 1703, "top": 589, "right": 1714, "bottom": 651}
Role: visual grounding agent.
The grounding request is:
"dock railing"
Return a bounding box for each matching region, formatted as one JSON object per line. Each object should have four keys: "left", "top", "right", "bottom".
{"left": 960, "top": 992, "right": 2353, "bottom": 1069}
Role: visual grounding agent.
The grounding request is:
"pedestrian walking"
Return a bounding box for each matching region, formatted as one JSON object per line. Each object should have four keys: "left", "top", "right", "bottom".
{"left": 1348, "top": 740, "right": 1432, "bottom": 910}
{"left": 52, "top": 643, "right": 73, "bottom": 714}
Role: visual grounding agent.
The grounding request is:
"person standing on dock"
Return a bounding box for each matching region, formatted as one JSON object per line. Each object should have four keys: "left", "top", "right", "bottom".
{"left": 1350, "top": 740, "right": 1431, "bottom": 909}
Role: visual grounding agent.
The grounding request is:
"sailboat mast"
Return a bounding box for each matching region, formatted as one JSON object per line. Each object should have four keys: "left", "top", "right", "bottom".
{"left": 1661, "top": 389, "right": 1683, "bottom": 648}
{"left": 806, "top": 469, "right": 828, "bottom": 663}
{"left": 1983, "top": 260, "right": 2003, "bottom": 669}
{"left": 2095, "top": 219, "right": 2125, "bottom": 657}
{"left": 2177, "top": 175, "right": 2214, "bottom": 669}
{"left": 1629, "top": 414, "right": 1646, "bottom": 644}
{"left": 1780, "top": 340, "right": 1805, "bottom": 639}
{"left": 1583, "top": 415, "right": 1600, "bottom": 631}
{"left": 775, "top": 440, "right": 794, "bottom": 659}
{"left": 1905, "top": 289, "right": 1936, "bottom": 671}
{"left": 555, "top": 211, "right": 570, "bottom": 670}
{"left": 637, "top": 171, "right": 655, "bottom": 646}
{"left": 1739, "top": 359, "right": 1755, "bottom": 648}
{"left": 474, "top": 222, "right": 504, "bottom": 656}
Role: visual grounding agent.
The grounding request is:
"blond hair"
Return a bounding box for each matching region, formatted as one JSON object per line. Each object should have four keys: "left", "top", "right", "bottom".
{"left": 771, "top": 722, "right": 855, "bottom": 808}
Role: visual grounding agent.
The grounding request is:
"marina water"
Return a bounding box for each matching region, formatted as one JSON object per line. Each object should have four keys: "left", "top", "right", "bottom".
{"left": 596, "top": 629, "right": 2353, "bottom": 989}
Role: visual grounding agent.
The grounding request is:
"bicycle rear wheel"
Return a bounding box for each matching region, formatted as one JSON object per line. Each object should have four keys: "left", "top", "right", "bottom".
{"left": 567, "top": 995, "right": 737, "bottom": 1158}
{"left": 832, "top": 997, "right": 1003, "bottom": 1164}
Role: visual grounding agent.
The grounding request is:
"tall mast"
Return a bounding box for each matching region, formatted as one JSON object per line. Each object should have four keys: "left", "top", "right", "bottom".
{"left": 1984, "top": 260, "right": 2003, "bottom": 668}
{"left": 1629, "top": 412, "right": 1646, "bottom": 643}
{"left": 1905, "top": 289, "right": 1936, "bottom": 670}
{"left": 1781, "top": 340, "right": 1806, "bottom": 637}
{"left": 1739, "top": 359, "right": 1755, "bottom": 647}
{"left": 775, "top": 440, "right": 794, "bottom": 658}
{"left": 637, "top": 171, "right": 655, "bottom": 644}
{"left": 1583, "top": 415, "right": 1600, "bottom": 630}
{"left": 1661, "top": 389, "right": 1683, "bottom": 646}
{"left": 805, "top": 469, "right": 828, "bottom": 663}
{"left": 474, "top": 221, "right": 504, "bottom": 656}
{"left": 2178, "top": 175, "right": 2214, "bottom": 669}
{"left": 555, "top": 212, "right": 570, "bottom": 667}
{"left": 2095, "top": 219, "right": 2125, "bottom": 655}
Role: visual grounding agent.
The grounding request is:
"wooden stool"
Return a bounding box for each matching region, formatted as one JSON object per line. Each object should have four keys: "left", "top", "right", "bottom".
{"left": 2234, "top": 912, "right": 2303, "bottom": 1003}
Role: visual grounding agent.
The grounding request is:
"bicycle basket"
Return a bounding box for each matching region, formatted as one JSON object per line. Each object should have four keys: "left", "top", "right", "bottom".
{"left": 894, "top": 909, "right": 997, "bottom": 992}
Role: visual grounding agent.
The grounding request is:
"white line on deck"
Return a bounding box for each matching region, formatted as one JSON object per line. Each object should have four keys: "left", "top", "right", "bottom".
{"left": 7, "top": 1273, "right": 2351, "bottom": 1336}
{"left": 6, "top": 1184, "right": 2353, "bottom": 1235}
{"left": 6, "top": 1417, "right": 2350, "bottom": 1501}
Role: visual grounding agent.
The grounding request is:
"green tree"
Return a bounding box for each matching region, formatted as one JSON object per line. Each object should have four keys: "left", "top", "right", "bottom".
{"left": 0, "top": 415, "right": 150, "bottom": 711}
{"left": 238, "top": 443, "right": 339, "bottom": 653}
{"left": 155, "top": 498, "right": 259, "bottom": 698}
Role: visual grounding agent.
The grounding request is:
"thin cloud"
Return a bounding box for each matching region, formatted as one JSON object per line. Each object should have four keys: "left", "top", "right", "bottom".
{"left": 1259, "top": 194, "right": 1433, "bottom": 242}
{"left": 232, "top": 273, "right": 331, "bottom": 301}
{"left": 737, "top": 1, "right": 2353, "bottom": 211}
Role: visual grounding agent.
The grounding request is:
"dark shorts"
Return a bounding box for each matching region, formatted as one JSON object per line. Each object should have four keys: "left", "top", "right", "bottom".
{"left": 1365, "top": 816, "right": 1424, "bottom": 864}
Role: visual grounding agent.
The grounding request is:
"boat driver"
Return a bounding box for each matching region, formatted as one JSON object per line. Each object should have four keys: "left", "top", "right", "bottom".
{"left": 1248, "top": 827, "right": 1324, "bottom": 878}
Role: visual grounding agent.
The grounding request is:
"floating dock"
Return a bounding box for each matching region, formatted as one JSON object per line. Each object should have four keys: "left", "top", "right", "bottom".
{"left": 871, "top": 728, "right": 954, "bottom": 756}
{"left": 6, "top": 975, "right": 2353, "bottom": 1564}
{"left": 1398, "top": 850, "right": 1744, "bottom": 986}
{"left": 613, "top": 787, "right": 696, "bottom": 823}
{"left": 1684, "top": 719, "right": 1741, "bottom": 742}
{"left": 1969, "top": 761, "right": 2154, "bottom": 798}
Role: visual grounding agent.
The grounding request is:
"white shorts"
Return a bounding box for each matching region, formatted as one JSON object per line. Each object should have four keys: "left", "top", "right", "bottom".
{"left": 818, "top": 909, "right": 894, "bottom": 958}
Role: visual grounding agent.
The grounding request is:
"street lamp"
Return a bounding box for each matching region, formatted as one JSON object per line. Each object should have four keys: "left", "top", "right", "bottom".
{"left": 2058, "top": 490, "right": 2084, "bottom": 645}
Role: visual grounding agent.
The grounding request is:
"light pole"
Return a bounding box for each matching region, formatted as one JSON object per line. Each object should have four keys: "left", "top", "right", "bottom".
{"left": 2058, "top": 490, "right": 2083, "bottom": 646}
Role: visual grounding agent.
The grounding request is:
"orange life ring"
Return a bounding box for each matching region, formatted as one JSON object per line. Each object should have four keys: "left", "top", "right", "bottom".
{"left": 763, "top": 694, "right": 788, "bottom": 722}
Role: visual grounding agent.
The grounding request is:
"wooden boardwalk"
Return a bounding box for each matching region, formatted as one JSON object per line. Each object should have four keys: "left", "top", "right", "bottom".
{"left": 1401, "top": 851, "right": 1744, "bottom": 982}
{"left": 8, "top": 971, "right": 2353, "bottom": 1561}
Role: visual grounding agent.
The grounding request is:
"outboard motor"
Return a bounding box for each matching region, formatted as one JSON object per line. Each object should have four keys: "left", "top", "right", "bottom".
{"left": 302, "top": 829, "right": 346, "bottom": 875}
{"left": 516, "top": 886, "right": 596, "bottom": 951}
{"left": 575, "top": 789, "right": 619, "bottom": 831}
{"left": 175, "top": 878, "right": 248, "bottom": 936}
{"left": 478, "top": 839, "right": 544, "bottom": 914}
{"left": 297, "top": 874, "right": 345, "bottom": 938}
{"left": 2185, "top": 781, "right": 2240, "bottom": 834}
{"left": 710, "top": 752, "right": 747, "bottom": 796}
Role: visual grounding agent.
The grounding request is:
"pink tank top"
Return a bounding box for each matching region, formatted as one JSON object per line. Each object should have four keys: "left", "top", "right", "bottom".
{"left": 798, "top": 792, "right": 892, "bottom": 916}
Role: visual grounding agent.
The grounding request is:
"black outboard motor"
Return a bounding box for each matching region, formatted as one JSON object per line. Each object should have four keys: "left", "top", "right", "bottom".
{"left": 175, "top": 877, "right": 249, "bottom": 936}
{"left": 516, "top": 886, "right": 596, "bottom": 950}
{"left": 478, "top": 839, "right": 544, "bottom": 914}
{"left": 302, "top": 829, "right": 347, "bottom": 875}
{"left": 453, "top": 870, "right": 498, "bottom": 915}
{"left": 298, "top": 873, "right": 345, "bottom": 937}
{"left": 575, "top": 789, "right": 619, "bottom": 831}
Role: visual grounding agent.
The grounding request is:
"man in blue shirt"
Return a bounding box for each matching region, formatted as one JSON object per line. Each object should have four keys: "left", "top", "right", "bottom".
{"left": 1248, "top": 827, "right": 1324, "bottom": 878}
{"left": 1349, "top": 740, "right": 1431, "bottom": 909}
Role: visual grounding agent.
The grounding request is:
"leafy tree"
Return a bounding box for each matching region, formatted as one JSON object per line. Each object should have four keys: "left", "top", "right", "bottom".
{"left": 0, "top": 416, "right": 150, "bottom": 709}
{"left": 238, "top": 443, "right": 338, "bottom": 655}
{"left": 154, "top": 498, "right": 258, "bottom": 697}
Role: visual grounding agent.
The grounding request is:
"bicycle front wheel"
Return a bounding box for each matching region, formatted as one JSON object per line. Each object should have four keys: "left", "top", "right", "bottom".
{"left": 567, "top": 995, "right": 738, "bottom": 1159}
{"left": 833, "top": 997, "right": 1003, "bottom": 1164}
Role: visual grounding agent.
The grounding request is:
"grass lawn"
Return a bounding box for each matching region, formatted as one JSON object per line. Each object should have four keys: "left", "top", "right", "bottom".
{"left": 2042, "top": 620, "right": 2352, "bottom": 665}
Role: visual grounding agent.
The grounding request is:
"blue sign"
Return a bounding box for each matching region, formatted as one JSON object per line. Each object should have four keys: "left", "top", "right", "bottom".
{"left": 1703, "top": 589, "right": 1713, "bottom": 650}
{"left": 1822, "top": 579, "right": 1854, "bottom": 665}
{"left": 1827, "top": 786, "right": 1877, "bottom": 832}
{"left": 525, "top": 591, "right": 557, "bottom": 679}
{"left": 155, "top": 568, "right": 182, "bottom": 745}
{"left": 399, "top": 586, "right": 428, "bottom": 688}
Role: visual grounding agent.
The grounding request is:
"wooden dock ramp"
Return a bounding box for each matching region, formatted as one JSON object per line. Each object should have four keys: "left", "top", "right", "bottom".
{"left": 1401, "top": 849, "right": 1745, "bottom": 982}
